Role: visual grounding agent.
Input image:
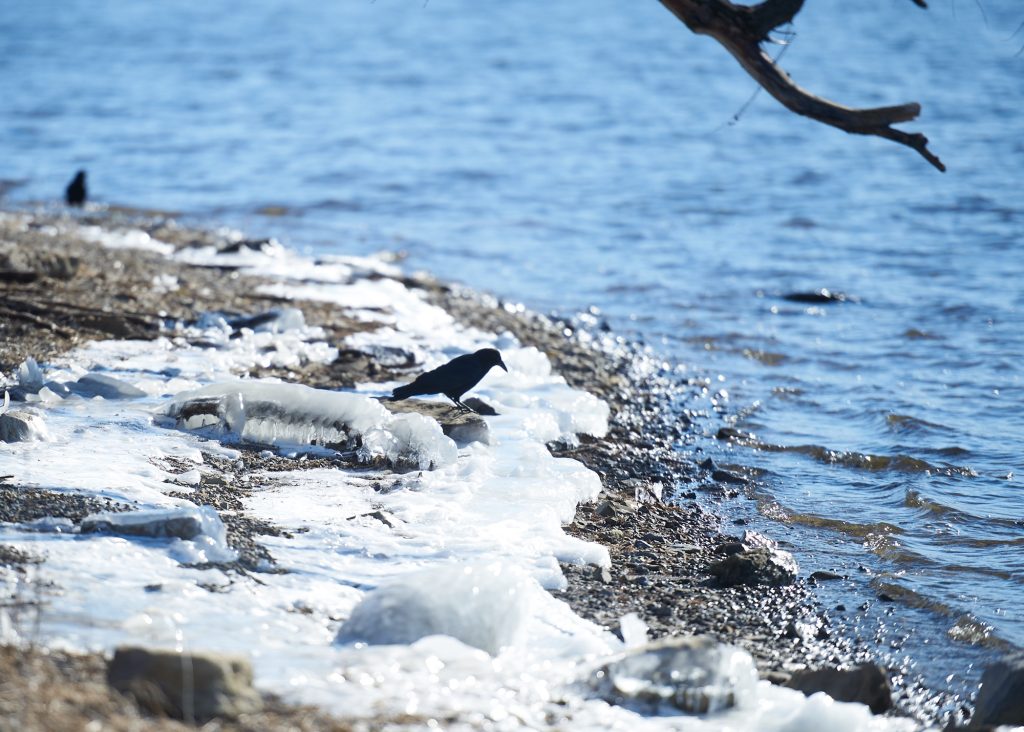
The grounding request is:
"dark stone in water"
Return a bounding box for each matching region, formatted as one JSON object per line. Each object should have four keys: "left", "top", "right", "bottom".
{"left": 971, "top": 651, "right": 1024, "bottom": 728}
{"left": 781, "top": 288, "right": 850, "bottom": 304}
{"left": 712, "top": 468, "right": 748, "bottom": 485}
{"left": 786, "top": 663, "right": 893, "bottom": 714}
{"left": 810, "top": 570, "right": 844, "bottom": 581}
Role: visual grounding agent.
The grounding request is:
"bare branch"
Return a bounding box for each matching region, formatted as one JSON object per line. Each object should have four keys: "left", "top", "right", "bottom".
{"left": 658, "top": 0, "right": 945, "bottom": 171}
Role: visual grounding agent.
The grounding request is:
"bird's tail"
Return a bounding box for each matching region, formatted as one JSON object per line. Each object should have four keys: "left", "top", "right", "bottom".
{"left": 390, "top": 384, "right": 416, "bottom": 401}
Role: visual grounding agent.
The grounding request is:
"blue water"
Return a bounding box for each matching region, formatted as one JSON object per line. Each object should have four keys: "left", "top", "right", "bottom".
{"left": 3, "top": 0, "right": 1022, "bottom": 691}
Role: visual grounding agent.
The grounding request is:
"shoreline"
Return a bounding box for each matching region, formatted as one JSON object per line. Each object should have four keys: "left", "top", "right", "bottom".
{"left": 0, "top": 207, "right": 973, "bottom": 728}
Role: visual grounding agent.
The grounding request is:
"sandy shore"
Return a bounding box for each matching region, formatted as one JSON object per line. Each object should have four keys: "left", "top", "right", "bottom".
{"left": 0, "top": 208, "right": 960, "bottom": 729}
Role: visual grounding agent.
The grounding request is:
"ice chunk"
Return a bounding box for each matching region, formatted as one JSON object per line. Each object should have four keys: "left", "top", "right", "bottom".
{"left": 590, "top": 636, "right": 759, "bottom": 714}
{"left": 619, "top": 613, "right": 649, "bottom": 648}
{"left": 81, "top": 505, "right": 236, "bottom": 564}
{"left": 361, "top": 411, "right": 458, "bottom": 469}
{"left": 227, "top": 307, "right": 306, "bottom": 334}
{"left": 167, "top": 381, "right": 457, "bottom": 469}
{"left": 336, "top": 563, "right": 530, "bottom": 655}
{"left": 71, "top": 373, "right": 147, "bottom": 400}
{"left": 0, "top": 409, "right": 49, "bottom": 442}
{"left": 21, "top": 516, "right": 75, "bottom": 533}
{"left": 17, "top": 357, "right": 44, "bottom": 392}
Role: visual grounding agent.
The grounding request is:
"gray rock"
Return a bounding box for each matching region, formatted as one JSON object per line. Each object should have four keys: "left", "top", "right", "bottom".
{"left": 708, "top": 548, "right": 798, "bottom": 587}
{"left": 786, "top": 663, "right": 892, "bottom": 714}
{"left": 107, "top": 647, "right": 262, "bottom": 721}
{"left": 0, "top": 409, "right": 48, "bottom": 442}
{"left": 70, "top": 373, "right": 147, "bottom": 399}
{"left": 972, "top": 651, "right": 1024, "bottom": 728}
{"left": 589, "top": 636, "right": 757, "bottom": 714}
{"left": 81, "top": 506, "right": 204, "bottom": 540}
{"left": 383, "top": 399, "right": 491, "bottom": 446}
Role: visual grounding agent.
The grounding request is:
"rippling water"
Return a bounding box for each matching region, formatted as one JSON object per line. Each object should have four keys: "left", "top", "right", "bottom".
{"left": 3, "top": 0, "right": 1022, "bottom": 690}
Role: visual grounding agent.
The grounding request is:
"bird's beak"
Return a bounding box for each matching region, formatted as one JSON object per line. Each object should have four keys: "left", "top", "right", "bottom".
{"left": 498, "top": 359, "right": 508, "bottom": 372}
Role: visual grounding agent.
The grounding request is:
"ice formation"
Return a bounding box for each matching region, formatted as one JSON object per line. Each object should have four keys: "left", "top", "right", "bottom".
{"left": 590, "top": 636, "right": 759, "bottom": 714}
{"left": 336, "top": 562, "right": 530, "bottom": 655}
{"left": 81, "top": 506, "right": 237, "bottom": 564}
{"left": 166, "top": 381, "right": 458, "bottom": 469}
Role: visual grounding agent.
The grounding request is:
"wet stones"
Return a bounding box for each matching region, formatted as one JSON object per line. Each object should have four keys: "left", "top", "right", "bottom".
{"left": 589, "top": 636, "right": 758, "bottom": 714}
{"left": 971, "top": 651, "right": 1024, "bottom": 728}
{"left": 785, "top": 663, "right": 893, "bottom": 715}
{"left": 708, "top": 548, "right": 799, "bottom": 587}
{"left": 107, "top": 647, "right": 262, "bottom": 721}
{"left": 0, "top": 486, "right": 127, "bottom": 525}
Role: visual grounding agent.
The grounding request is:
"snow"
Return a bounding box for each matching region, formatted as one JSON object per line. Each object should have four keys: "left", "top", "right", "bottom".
{"left": 0, "top": 220, "right": 918, "bottom": 731}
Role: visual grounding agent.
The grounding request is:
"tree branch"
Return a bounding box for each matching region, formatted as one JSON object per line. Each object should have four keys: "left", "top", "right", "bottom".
{"left": 658, "top": 0, "right": 945, "bottom": 171}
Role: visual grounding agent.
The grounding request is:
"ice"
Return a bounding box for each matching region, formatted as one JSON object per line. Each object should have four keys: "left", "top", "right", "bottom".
{"left": 620, "top": 613, "right": 650, "bottom": 648}
{"left": 591, "top": 636, "right": 759, "bottom": 715}
{"left": 78, "top": 225, "right": 175, "bottom": 256}
{"left": 16, "top": 357, "right": 44, "bottom": 391}
{"left": 80, "top": 506, "right": 237, "bottom": 564}
{"left": 166, "top": 381, "right": 458, "bottom": 469}
{"left": 70, "top": 372, "right": 148, "bottom": 399}
{"left": 336, "top": 562, "right": 530, "bottom": 655}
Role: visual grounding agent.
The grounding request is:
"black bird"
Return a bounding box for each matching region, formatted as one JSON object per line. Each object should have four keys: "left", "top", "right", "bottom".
{"left": 390, "top": 348, "right": 508, "bottom": 412}
{"left": 65, "top": 170, "right": 87, "bottom": 207}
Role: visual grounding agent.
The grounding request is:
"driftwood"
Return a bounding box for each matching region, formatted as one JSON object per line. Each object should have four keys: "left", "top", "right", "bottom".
{"left": 659, "top": 0, "right": 945, "bottom": 171}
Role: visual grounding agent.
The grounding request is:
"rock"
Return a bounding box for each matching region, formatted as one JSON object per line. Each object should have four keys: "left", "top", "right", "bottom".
{"left": 810, "top": 570, "right": 844, "bottom": 581}
{"left": 591, "top": 565, "right": 612, "bottom": 584}
{"left": 708, "top": 548, "right": 798, "bottom": 587}
{"left": 971, "top": 651, "right": 1024, "bottom": 728}
{"left": 107, "top": 647, "right": 262, "bottom": 721}
{"left": 740, "top": 530, "right": 777, "bottom": 551}
{"left": 764, "top": 670, "right": 792, "bottom": 686}
{"left": 0, "top": 410, "right": 48, "bottom": 442}
{"left": 782, "top": 289, "right": 849, "bottom": 304}
{"left": 589, "top": 636, "right": 758, "bottom": 714}
{"left": 711, "top": 468, "right": 748, "bottom": 485}
{"left": 382, "top": 399, "right": 491, "bottom": 446}
{"left": 69, "top": 373, "right": 147, "bottom": 399}
{"left": 81, "top": 506, "right": 205, "bottom": 540}
{"left": 786, "top": 663, "right": 892, "bottom": 715}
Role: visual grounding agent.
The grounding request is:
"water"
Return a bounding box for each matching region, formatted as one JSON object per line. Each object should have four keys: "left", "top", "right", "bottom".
{"left": 3, "top": 0, "right": 1022, "bottom": 684}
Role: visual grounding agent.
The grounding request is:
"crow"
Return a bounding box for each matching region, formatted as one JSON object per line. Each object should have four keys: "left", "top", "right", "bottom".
{"left": 390, "top": 348, "right": 507, "bottom": 412}
{"left": 65, "top": 170, "right": 87, "bottom": 207}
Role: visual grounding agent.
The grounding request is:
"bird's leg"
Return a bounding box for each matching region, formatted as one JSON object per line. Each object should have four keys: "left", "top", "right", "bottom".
{"left": 449, "top": 397, "right": 478, "bottom": 415}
